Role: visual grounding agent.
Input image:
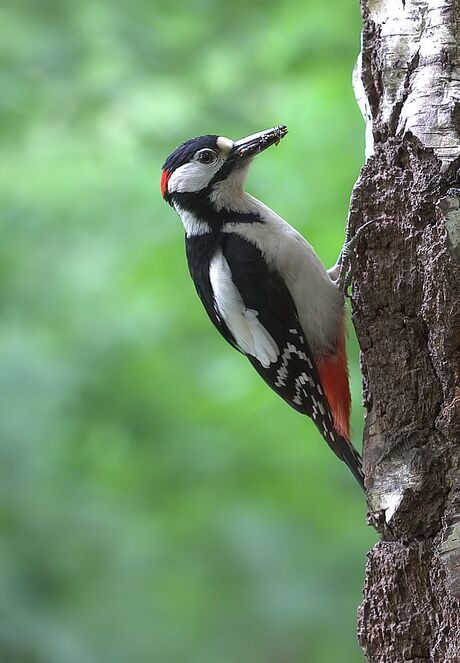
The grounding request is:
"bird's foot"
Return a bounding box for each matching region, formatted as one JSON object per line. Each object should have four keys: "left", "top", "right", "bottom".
{"left": 329, "top": 220, "right": 376, "bottom": 296}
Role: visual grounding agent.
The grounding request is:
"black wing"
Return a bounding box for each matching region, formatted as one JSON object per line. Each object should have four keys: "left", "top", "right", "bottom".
{"left": 185, "top": 233, "right": 239, "bottom": 351}
{"left": 220, "top": 232, "right": 364, "bottom": 488}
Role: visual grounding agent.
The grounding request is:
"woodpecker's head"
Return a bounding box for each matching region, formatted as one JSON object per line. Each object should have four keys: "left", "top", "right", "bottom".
{"left": 160, "top": 126, "right": 288, "bottom": 211}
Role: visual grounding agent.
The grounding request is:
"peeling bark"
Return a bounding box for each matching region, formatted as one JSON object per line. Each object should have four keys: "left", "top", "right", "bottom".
{"left": 351, "top": 1, "right": 460, "bottom": 661}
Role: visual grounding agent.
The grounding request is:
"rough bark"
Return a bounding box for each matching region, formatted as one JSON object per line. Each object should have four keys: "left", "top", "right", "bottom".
{"left": 350, "top": 1, "right": 460, "bottom": 661}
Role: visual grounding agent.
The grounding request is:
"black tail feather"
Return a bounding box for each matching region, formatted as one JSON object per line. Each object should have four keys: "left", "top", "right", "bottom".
{"left": 315, "top": 422, "right": 366, "bottom": 491}
{"left": 340, "top": 440, "right": 365, "bottom": 490}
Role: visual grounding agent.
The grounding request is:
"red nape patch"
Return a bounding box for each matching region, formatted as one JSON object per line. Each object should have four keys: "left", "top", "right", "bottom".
{"left": 160, "top": 169, "right": 171, "bottom": 198}
{"left": 317, "top": 329, "right": 351, "bottom": 441}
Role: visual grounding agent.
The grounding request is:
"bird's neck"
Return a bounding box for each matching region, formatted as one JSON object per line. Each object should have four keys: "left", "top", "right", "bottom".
{"left": 172, "top": 188, "right": 265, "bottom": 237}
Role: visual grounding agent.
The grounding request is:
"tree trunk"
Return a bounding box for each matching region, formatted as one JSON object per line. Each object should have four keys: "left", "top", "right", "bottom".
{"left": 350, "top": 1, "right": 460, "bottom": 661}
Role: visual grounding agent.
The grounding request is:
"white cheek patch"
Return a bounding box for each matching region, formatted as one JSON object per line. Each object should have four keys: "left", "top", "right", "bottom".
{"left": 168, "top": 160, "right": 222, "bottom": 194}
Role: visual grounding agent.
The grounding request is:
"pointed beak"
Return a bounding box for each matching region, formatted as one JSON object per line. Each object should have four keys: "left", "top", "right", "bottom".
{"left": 232, "top": 125, "right": 288, "bottom": 159}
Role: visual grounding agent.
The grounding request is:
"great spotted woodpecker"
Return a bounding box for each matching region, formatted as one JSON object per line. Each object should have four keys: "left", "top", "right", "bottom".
{"left": 161, "top": 126, "right": 364, "bottom": 489}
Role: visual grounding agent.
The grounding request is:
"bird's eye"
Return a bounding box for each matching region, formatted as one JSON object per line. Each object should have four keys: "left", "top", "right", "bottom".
{"left": 195, "top": 149, "right": 218, "bottom": 164}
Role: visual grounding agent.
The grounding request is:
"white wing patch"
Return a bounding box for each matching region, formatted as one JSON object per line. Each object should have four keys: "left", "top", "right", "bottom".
{"left": 209, "top": 249, "right": 279, "bottom": 368}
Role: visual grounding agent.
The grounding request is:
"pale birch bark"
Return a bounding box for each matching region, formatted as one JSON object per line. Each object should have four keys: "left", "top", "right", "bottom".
{"left": 350, "top": 1, "right": 460, "bottom": 661}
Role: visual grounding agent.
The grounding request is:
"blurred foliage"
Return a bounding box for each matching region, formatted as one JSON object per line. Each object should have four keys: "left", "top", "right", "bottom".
{"left": 0, "top": 0, "right": 376, "bottom": 661}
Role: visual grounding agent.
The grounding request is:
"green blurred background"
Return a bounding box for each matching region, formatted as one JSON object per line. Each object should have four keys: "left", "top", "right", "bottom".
{"left": 0, "top": 1, "right": 376, "bottom": 661}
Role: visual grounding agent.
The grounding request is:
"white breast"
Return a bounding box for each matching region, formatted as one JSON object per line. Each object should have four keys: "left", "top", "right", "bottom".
{"left": 209, "top": 248, "right": 279, "bottom": 368}
{"left": 222, "top": 195, "right": 344, "bottom": 358}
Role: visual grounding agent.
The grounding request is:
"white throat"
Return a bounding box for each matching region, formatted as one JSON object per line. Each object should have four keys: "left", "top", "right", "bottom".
{"left": 209, "top": 163, "right": 252, "bottom": 212}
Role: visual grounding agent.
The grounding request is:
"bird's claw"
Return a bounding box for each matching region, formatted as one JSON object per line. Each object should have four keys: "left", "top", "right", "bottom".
{"left": 331, "top": 220, "right": 376, "bottom": 296}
